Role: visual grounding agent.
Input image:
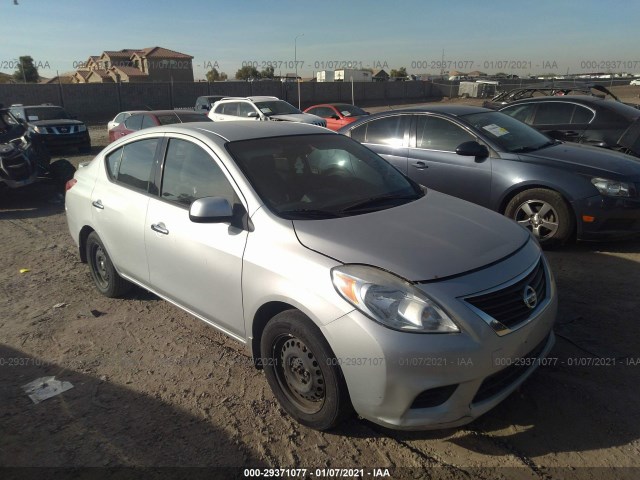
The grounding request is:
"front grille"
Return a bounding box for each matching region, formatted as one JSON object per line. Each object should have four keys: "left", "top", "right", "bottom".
{"left": 472, "top": 333, "right": 549, "bottom": 404}
{"left": 410, "top": 384, "right": 458, "bottom": 409}
{"left": 465, "top": 259, "right": 546, "bottom": 330}
{"left": 50, "top": 125, "right": 79, "bottom": 134}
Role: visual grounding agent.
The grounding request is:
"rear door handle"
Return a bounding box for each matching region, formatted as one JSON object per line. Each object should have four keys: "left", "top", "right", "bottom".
{"left": 151, "top": 222, "right": 169, "bottom": 235}
{"left": 412, "top": 161, "right": 428, "bottom": 170}
{"left": 92, "top": 200, "right": 104, "bottom": 209}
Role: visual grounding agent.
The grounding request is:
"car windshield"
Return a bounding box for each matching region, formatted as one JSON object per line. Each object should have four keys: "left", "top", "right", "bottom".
{"left": 254, "top": 101, "right": 301, "bottom": 116}
{"left": 227, "top": 134, "right": 423, "bottom": 219}
{"left": 462, "top": 111, "right": 555, "bottom": 153}
{"left": 334, "top": 104, "right": 367, "bottom": 117}
{"left": 24, "top": 107, "right": 71, "bottom": 121}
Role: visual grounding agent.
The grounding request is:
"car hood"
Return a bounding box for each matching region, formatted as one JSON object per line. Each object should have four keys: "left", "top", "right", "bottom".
{"left": 293, "top": 190, "right": 529, "bottom": 282}
{"left": 519, "top": 142, "right": 640, "bottom": 180}
{"left": 29, "top": 119, "right": 84, "bottom": 127}
{"left": 270, "top": 113, "right": 324, "bottom": 124}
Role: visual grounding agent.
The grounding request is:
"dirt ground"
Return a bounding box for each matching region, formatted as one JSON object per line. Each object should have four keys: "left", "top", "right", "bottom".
{"left": 1, "top": 92, "right": 640, "bottom": 479}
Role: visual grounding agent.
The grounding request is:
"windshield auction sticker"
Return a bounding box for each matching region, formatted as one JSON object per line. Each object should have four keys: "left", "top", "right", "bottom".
{"left": 482, "top": 124, "right": 509, "bottom": 137}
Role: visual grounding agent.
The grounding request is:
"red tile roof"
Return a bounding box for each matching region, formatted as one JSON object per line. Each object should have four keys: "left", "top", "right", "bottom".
{"left": 137, "top": 47, "right": 193, "bottom": 59}
{"left": 110, "top": 66, "right": 149, "bottom": 77}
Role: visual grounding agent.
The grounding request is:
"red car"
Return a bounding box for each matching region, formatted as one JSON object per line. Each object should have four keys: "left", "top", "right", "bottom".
{"left": 303, "top": 103, "right": 369, "bottom": 131}
{"left": 108, "top": 110, "right": 211, "bottom": 142}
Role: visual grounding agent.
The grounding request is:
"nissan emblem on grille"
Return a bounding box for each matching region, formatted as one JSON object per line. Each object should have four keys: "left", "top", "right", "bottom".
{"left": 523, "top": 285, "right": 538, "bottom": 309}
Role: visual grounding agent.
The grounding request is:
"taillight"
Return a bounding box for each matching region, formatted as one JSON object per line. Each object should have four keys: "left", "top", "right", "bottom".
{"left": 65, "top": 179, "right": 77, "bottom": 191}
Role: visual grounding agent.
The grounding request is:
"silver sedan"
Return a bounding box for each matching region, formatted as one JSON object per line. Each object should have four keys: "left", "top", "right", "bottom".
{"left": 65, "top": 121, "right": 557, "bottom": 430}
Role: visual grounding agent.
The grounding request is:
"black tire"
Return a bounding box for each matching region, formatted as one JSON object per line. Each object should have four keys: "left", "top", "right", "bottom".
{"left": 504, "top": 188, "right": 575, "bottom": 247}
{"left": 86, "top": 232, "right": 132, "bottom": 298}
{"left": 261, "top": 310, "right": 352, "bottom": 430}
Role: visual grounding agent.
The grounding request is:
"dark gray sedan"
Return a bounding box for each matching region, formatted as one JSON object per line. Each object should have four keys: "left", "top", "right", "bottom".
{"left": 339, "top": 106, "right": 640, "bottom": 246}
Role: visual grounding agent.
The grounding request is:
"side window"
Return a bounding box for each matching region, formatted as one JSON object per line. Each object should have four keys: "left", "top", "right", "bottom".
{"left": 220, "top": 102, "right": 239, "bottom": 116}
{"left": 501, "top": 104, "right": 533, "bottom": 123}
{"left": 141, "top": 115, "right": 156, "bottom": 129}
{"left": 416, "top": 116, "right": 475, "bottom": 151}
{"left": 238, "top": 102, "right": 256, "bottom": 118}
{"left": 116, "top": 138, "right": 160, "bottom": 192}
{"left": 572, "top": 105, "right": 595, "bottom": 124}
{"left": 533, "top": 103, "right": 575, "bottom": 125}
{"left": 351, "top": 116, "right": 407, "bottom": 146}
{"left": 124, "top": 114, "right": 143, "bottom": 131}
{"left": 157, "top": 114, "right": 180, "bottom": 125}
{"left": 114, "top": 113, "right": 125, "bottom": 123}
{"left": 105, "top": 147, "right": 123, "bottom": 179}
{"left": 311, "top": 107, "right": 335, "bottom": 118}
{"left": 160, "top": 138, "right": 237, "bottom": 206}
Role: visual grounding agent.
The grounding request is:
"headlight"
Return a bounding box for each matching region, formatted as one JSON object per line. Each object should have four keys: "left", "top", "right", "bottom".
{"left": 78, "top": 125, "right": 87, "bottom": 132}
{"left": 331, "top": 265, "right": 460, "bottom": 333}
{"left": 591, "top": 177, "right": 633, "bottom": 197}
{"left": 32, "top": 126, "right": 48, "bottom": 134}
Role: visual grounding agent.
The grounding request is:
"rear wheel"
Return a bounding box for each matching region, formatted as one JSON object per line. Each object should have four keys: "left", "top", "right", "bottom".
{"left": 261, "top": 310, "right": 352, "bottom": 430}
{"left": 86, "top": 232, "right": 132, "bottom": 297}
{"left": 505, "top": 188, "right": 574, "bottom": 247}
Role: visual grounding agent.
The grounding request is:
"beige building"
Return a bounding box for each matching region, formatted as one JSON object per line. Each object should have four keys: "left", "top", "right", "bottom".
{"left": 72, "top": 47, "right": 194, "bottom": 83}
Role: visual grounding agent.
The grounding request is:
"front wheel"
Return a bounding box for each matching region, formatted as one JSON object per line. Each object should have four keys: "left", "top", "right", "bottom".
{"left": 86, "top": 232, "right": 132, "bottom": 297}
{"left": 505, "top": 188, "right": 574, "bottom": 247}
{"left": 261, "top": 310, "right": 352, "bottom": 430}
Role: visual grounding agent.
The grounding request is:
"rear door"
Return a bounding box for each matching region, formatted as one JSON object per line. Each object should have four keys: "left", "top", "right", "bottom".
{"left": 91, "top": 137, "right": 163, "bottom": 284}
{"left": 348, "top": 115, "right": 410, "bottom": 173}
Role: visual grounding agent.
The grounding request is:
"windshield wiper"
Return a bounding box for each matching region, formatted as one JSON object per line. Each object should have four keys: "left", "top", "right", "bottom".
{"left": 339, "top": 194, "right": 420, "bottom": 213}
{"left": 278, "top": 208, "right": 344, "bottom": 219}
{"left": 511, "top": 141, "right": 557, "bottom": 153}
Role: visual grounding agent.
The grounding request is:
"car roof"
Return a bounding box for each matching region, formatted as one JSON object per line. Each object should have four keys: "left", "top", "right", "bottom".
{"left": 142, "top": 121, "right": 335, "bottom": 143}
{"left": 131, "top": 110, "right": 199, "bottom": 116}
{"left": 376, "top": 105, "right": 490, "bottom": 116}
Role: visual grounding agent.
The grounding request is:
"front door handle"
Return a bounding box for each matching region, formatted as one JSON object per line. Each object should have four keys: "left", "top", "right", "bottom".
{"left": 412, "top": 161, "right": 428, "bottom": 170}
{"left": 150, "top": 222, "right": 169, "bottom": 235}
{"left": 92, "top": 200, "right": 104, "bottom": 209}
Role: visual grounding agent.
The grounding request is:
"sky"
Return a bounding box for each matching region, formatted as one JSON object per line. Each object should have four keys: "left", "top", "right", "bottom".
{"left": 1, "top": 0, "right": 639, "bottom": 79}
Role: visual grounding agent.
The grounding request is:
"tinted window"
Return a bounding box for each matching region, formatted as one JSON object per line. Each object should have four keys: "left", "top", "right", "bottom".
{"left": 116, "top": 138, "right": 160, "bottom": 191}
{"left": 334, "top": 104, "right": 367, "bottom": 117}
{"left": 124, "top": 114, "right": 143, "bottom": 131}
{"left": 501, "top": 104, "right": 533, "bottom": 122}
{"left": 218, "top": 102, "right": 239, "bottom": 116}
{"left": 175, "top": 112, "right": 212, "bottom": 123}
{"left": 572, "top": 105, "right": 595, "bottom": 123}
{"left": 416, "top": 116, "right": 475, "bottom": 151}
{"left": 161, "top": 139, "right": 236, "bottom": 206}
{"left": 156, "top": 113, "right": 180, "bottom": 125}
{"left": 351, "top": 116, "right": 407, "bottom": 146}
{"left": 141, "top": 115, "right": 156, "bottom": 129}
{"left": 310, "top": 107, "right": 337, "bottom": 118}
{"left": 238, "top": 102, "right": 256, "bottom": 117}
{"left": 533, "top": 103, "right": 574, "bottom": 124}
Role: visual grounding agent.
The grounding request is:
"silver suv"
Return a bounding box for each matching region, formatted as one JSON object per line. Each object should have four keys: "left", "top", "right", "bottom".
{"left": 208, "top": 96, "right": 326, "bottom": 127}
{"left": 65, "top": 121, "right": 556, "bottom": 431}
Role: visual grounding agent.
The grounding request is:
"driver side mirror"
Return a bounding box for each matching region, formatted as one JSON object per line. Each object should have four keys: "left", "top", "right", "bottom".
{"left": 331, "top": 114, "right": 340, "bottom": 120}
{"left": 189, "top": 197, "right": 233, "bottom": 223}
{"left": 247, "top": 111, "right": 260, "bottom": 119}
{"left": 456, "top": 141, "right": 489, "bottom": 157}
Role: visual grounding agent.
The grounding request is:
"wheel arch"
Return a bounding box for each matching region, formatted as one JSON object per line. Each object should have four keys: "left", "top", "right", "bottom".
{"left": 250, "top": 301, "right": 299, "bottom": 368}
{"left": 497, "top": 182, "right": 577, "bottom": 218}
{"left": 78, "top": 225, "right": 95, "bottom": 263}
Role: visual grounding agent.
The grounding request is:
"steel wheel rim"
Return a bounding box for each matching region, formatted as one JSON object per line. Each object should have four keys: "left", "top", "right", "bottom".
{"left": 91, "top": 245, "right": 110, "bottom": 289}
{"left": 273, "top": 334, "right": 325, "bottom": 414}
{"left": 514, "top": 199, "right": 559, "bottom": 240}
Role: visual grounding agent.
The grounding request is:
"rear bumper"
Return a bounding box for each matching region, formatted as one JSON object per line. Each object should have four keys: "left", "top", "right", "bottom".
{"left": 574, "top": 194, "right": 640, "bottom": 240}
